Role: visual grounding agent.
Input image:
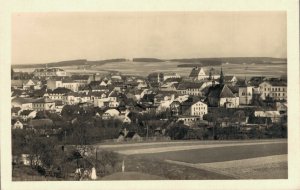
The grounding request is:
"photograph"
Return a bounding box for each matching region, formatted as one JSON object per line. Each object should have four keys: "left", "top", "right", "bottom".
{"left": 1, "top": 0, "right": 299, "bottom": 190}
{"left": 10, "top": 11, "right": 288, "bottom": 181}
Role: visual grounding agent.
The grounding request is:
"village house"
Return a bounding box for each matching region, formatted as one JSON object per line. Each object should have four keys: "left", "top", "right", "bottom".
{"left": 19, "top": 110, "right": 37, "bottom": 121}
{"left": 207, "top": 84, "right": 239, "bottom": 108}
{"left": 154, "top": 93, "right": 175, "bottom": 112}
{"left": 117, "top": 128, "right": 142, "bottom": 142}
{"left": 254, "top": 111, "right": 282, "bottom": 124}
{"left": 102, "top": 109, "right": 120, "bottom": 120}
{"left": 189, "top": 67, "right": 207, "bottom": 80}
{"left": 11, "top": 97, "right": 34, "bottom": 110}
{"left": 12, "top": 120, "right": 24, "bottom": 129}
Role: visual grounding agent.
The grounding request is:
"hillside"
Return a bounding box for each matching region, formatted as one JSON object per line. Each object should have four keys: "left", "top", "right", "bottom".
{"left": 11, "top": 57, "right": 286, "bottom": 69}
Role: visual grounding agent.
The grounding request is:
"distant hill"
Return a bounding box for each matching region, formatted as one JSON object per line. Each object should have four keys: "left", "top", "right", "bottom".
{"left": 12, "top": 59, "right": 127, "bottom": 69}
{"left": 132, "top": 58, "right": 165, "bottom": 62}
{"left": 12, "top": 57, "right": 286, "bottom": 69}
{"left": 174, "top": 57, "right": 287, "bottom": 67}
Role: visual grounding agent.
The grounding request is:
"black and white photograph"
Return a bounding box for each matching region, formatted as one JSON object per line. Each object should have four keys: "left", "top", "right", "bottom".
{"left": 1, "top": 0, "right": 299, "bottom": 190}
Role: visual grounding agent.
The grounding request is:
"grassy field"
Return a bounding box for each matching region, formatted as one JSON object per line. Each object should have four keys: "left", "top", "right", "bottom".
{"left": 97, "top": 139, "right": 287, "bottom": 179}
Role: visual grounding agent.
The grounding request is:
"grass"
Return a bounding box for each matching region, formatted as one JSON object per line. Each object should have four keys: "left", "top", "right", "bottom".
{"left": 132, "top": 142, "right": 287, "bottom": 164}
{"left": 122, "top": 155, "right": 232, "bottom": 180}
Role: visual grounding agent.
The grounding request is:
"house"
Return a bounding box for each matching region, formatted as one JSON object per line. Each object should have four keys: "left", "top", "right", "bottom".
{"left": 102, "top": 109, "right": 120, "bottom": 120}
{"left": 46, "top": 87, "right": 72, "bottom": 101}
{"left": 177, "top": 116, "right": 203, "bottom": 126}
{"left": 117, "top": 129, "right": 142, "bottom": 142}
{"left": 154, "top": 93, "right": 175, "bottom": 111}
{"left": 63, "top": 92, "right": 81, "bottom": 105}
{"left": 177, "top": 81, "right": 217, "bottom": 96}
{"left": 177, "top": 82, "right": 204, "bottom": 96}
{"left": 11, "top": 97, "right": 34, "bottom": 110}
{"left": 162, "top": 72, "right": 181, "bottom": 81}
{"left": 254, "top": 111, "right": 281, "bottom": 123}
{"left": 12, "top": 120, "right": 24, "bottom": 129}
{"left": 181, "top": 99, "right": 208, "bottom": 118}
{"left": 159, "top": 82, "right": 178, "bottom": 91}
{"left": 189, "top": 67, "right": 207, "bottom": 80}
{"left": 19, "top": 110, "right": 37, "bottom": 121}
{"left": 33, "top": 67, "right": 67, "bottom": 77}
{"left": 47, "top": 78, "right": 64, "bottom": 90}
{"left": 208, "top": 84, "right": 239, "bottom": 108}
{"left": 32, "top": 97, "right": 55, "bottom": 111}
{"left": 62, "top": 78, "right": 81, "bottom": 92}
{"left": 11, "top": 107, "right": 21, "bottom": 117}
{"left": 275, "top": 102, "right": 287, "bottom": 114}
{"left": 224, "top": 76, "right": 238, "bottom": 85}
{"left": 259, "top": 80, "right": 287, "bottom": 101}
{"left": 11, "top": 80, "right": 24, "bottom": 89}
{"left": 170, "top": 101, "right": 181, "bottom": 116}
{"left": 238, "top": 83, "right": 253, "bottom": 105}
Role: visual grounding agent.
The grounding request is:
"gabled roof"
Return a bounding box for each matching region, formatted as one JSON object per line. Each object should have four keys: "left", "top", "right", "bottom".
{"left": 19, "top": 109, "right": 35, "bottom": 116}
{"left": 11, "top": 107, "right": 21, "bottom": 113}
{"left": 11, "top": 80, "right": 23, "bottom": 87}
{"left": 33, "top": 97, "right": 54, "bottom": 103}
{"left": 189, "top": 67, "right": 205, "bottom": 77}
{"left": 71, "top": 75, "right": 90, "bottom": 80}
{"left": 49, "top": 87, "right": 72, "bottom": 94}
{"left": 208, "top": 84, "right": 235, "bottom": 98}
{"left": 177, "top": 82, "right": 204, "bottom": 90}
{"left": 12, "top": 97, "right": 35, "bottom": 105}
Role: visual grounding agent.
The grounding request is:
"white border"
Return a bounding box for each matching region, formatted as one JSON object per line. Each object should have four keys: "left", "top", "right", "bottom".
{"left": 0, "top": 0, "right": 299, "bottom": 190}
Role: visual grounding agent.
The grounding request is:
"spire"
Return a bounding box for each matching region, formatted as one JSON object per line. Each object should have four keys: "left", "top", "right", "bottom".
{"left": 219, "top": 67, "right": 224, "bottom": 85}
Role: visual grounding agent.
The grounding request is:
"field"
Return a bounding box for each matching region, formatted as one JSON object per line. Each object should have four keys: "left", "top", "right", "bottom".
{"left": 13, "top": 61, "right": 287, "bottom": 78}
{"left": 95, "top": 139, "right": 287, "bottom": 179}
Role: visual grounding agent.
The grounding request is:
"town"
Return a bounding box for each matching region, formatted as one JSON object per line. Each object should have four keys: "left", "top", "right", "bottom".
{"left": 11, "top": 64, "right": 287, "bottom": 180}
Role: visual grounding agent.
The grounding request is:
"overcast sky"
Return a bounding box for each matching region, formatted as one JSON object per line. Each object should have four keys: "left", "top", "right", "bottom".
{"left": 12, "top": 12, "right": 286, "bottom": 64}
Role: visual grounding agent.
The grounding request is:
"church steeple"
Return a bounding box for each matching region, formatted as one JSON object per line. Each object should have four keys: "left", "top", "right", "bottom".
{"left": 219, "top": 67, "right": 224, "bottom": 85}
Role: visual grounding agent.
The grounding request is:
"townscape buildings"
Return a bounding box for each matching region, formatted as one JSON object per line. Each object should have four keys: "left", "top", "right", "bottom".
{"left": 11, "top": 65, "right": 287, "bottom": 133}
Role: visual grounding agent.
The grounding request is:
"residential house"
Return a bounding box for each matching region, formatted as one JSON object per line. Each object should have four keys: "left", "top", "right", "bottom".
{"left": 12, "top": 120, "right": 24, "bottom": 129}
{"left": 189, "top": 67, "right": 207, "bottom": 80}
{"left": 117, "top": 129, "right": 142, "bottom": 142}
{"left": 224, "top": 76, "right": 238, "bottom": 85}
{"left": 47, "top": 78, "right": 64, "bottom": 90}
{"left": 11, "top": 97, "right": 34, "bottom": 110}
{"left": 19, "top": 110, "right": 37, "bottom": 121}
{"left": 254, "top": 111, "right": 281, "bottom": 123}
{"left": 102, "top": 109, "right": 120, "bottom": 120}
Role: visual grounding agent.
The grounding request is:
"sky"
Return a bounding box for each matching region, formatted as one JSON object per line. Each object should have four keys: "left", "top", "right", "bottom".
{"left": 12, "top": 12, "right": 287, "bottom": 64}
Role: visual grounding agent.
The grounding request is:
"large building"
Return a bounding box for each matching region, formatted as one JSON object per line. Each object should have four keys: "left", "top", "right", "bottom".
{"left": 33, "top": 67, "right": 67, "bottom": 77}
{"left": 259, "top": 80, "right": 287, "bottom": 101}
{"left": 32, "top": 97, "right": 55, "bottom": 111}
{"left": 189, "top": 67, "right": 207, "bottom": 80}
{"left": 207, "top": 84, "right": 239, "bottom": 108}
